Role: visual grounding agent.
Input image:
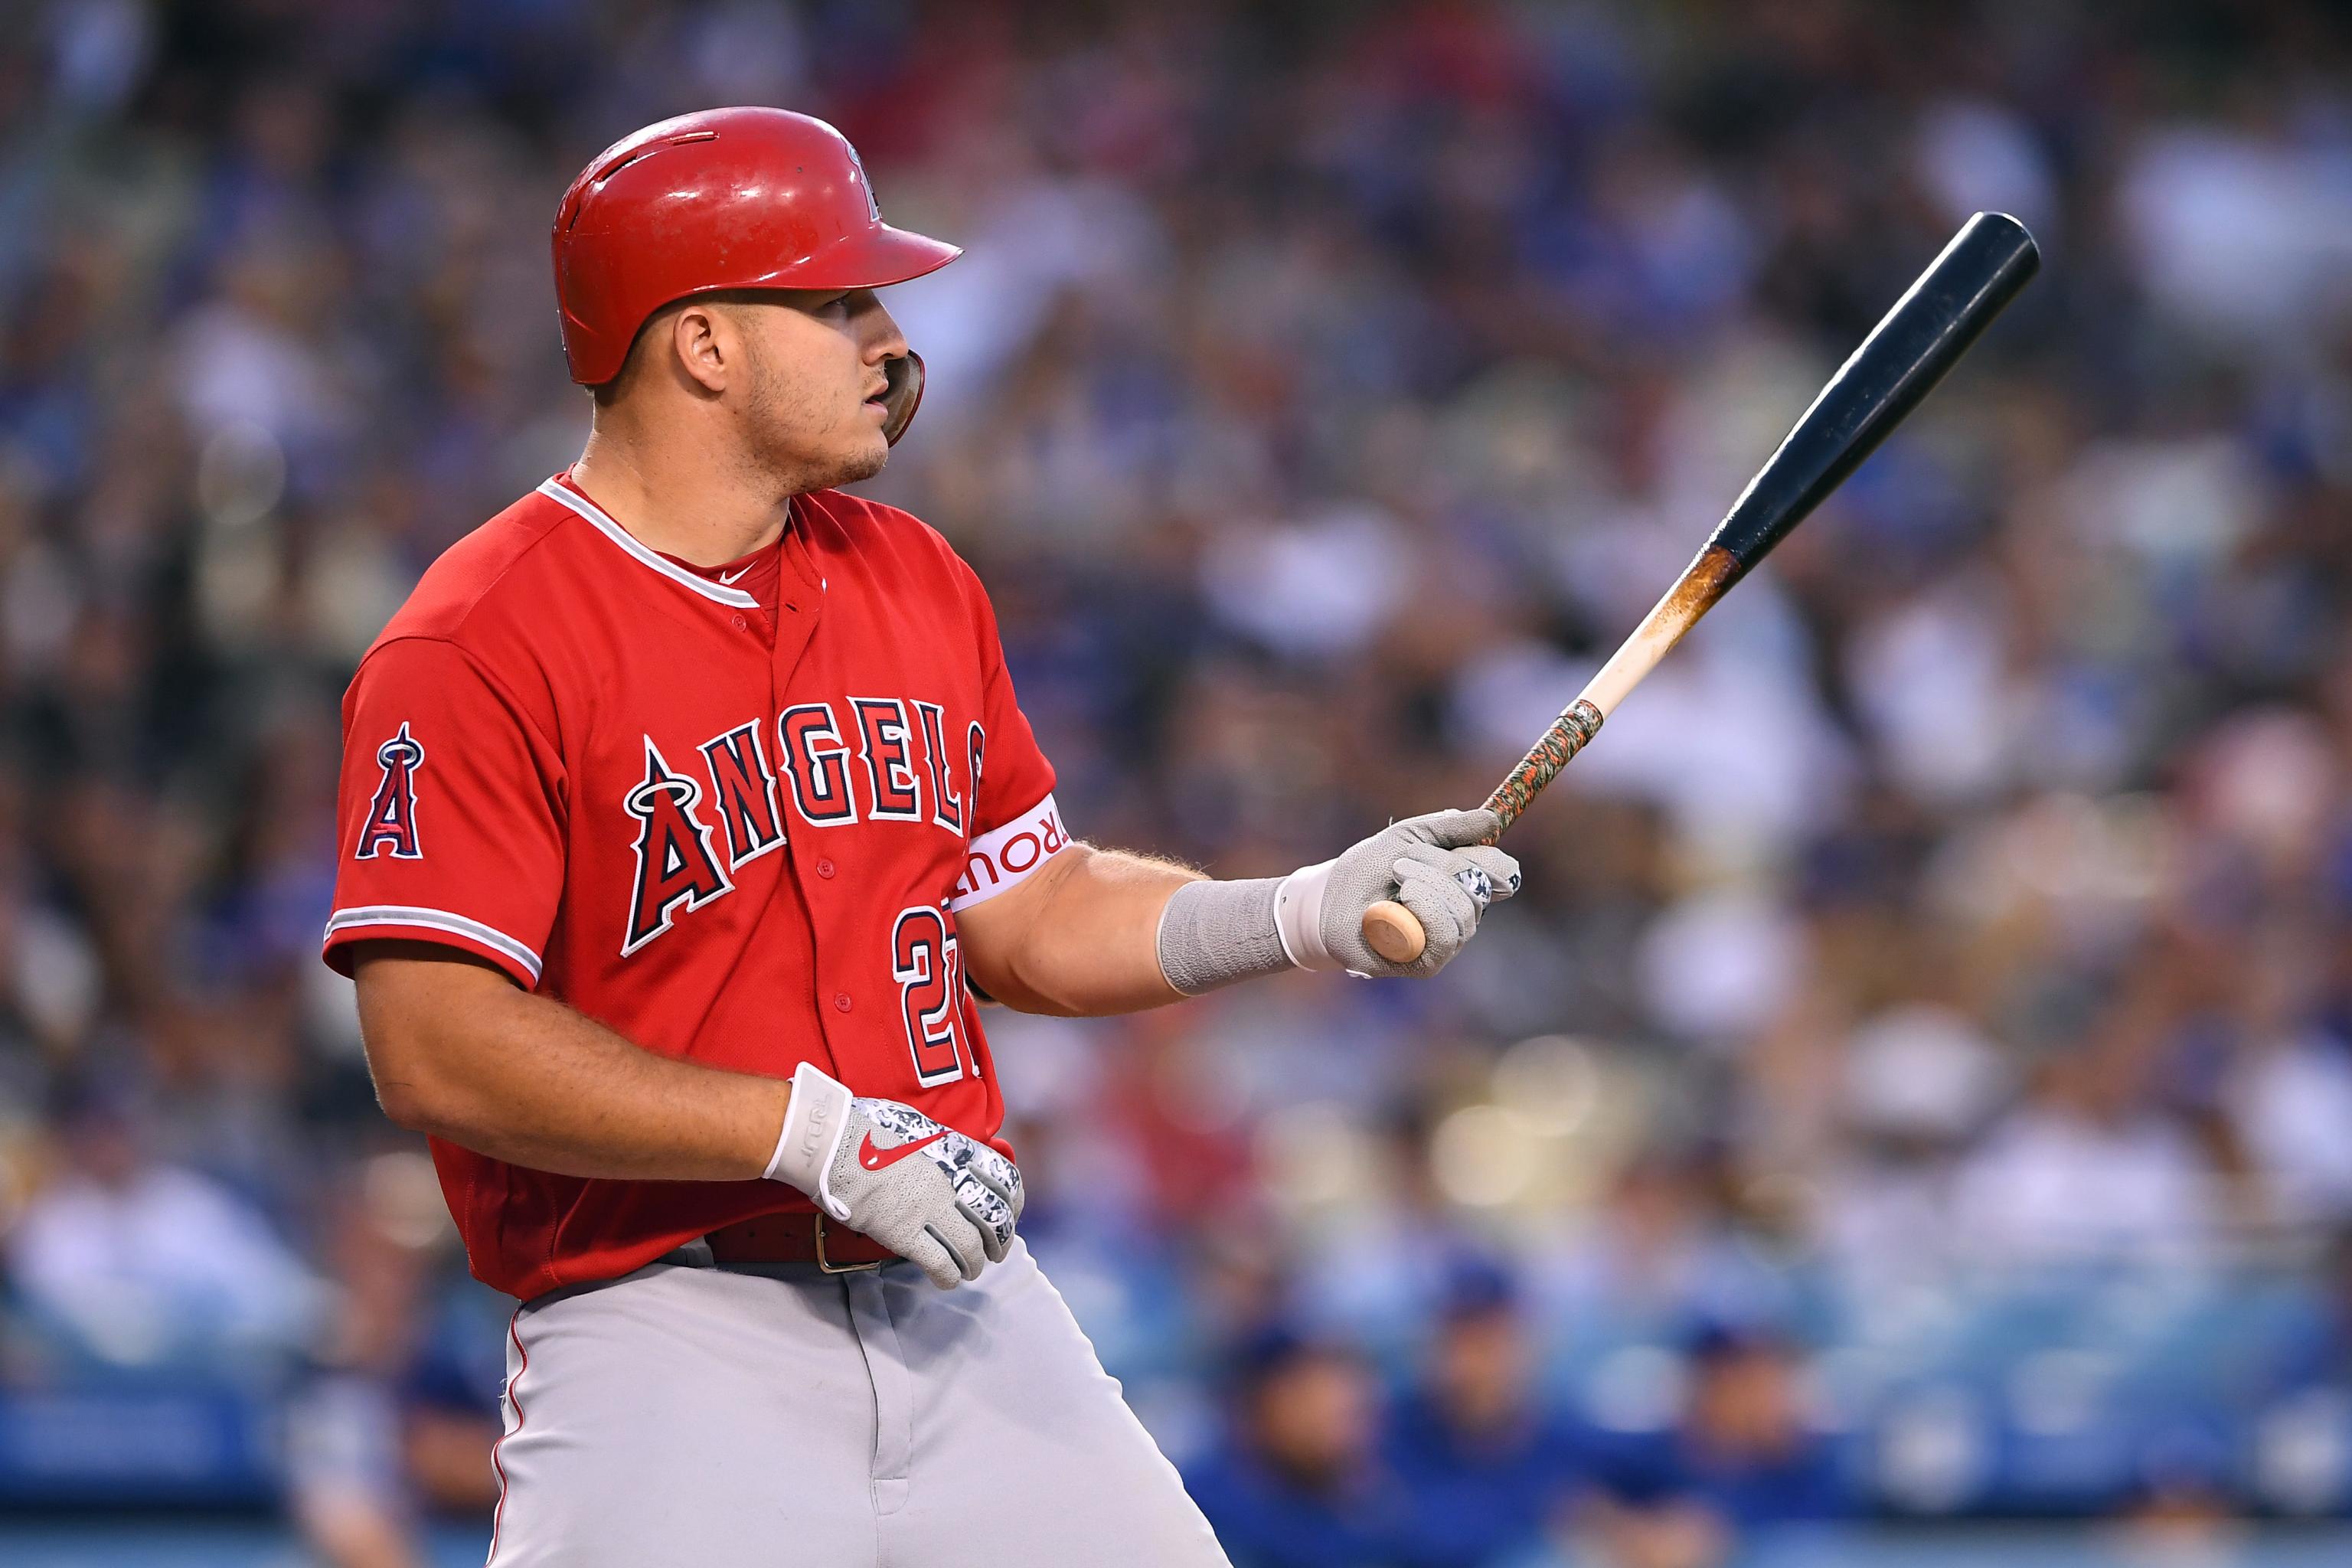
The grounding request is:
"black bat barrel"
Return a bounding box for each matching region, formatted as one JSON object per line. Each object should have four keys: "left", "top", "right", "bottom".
{"left": 1710, "top": 211, "right": 2040, "bottom": 575}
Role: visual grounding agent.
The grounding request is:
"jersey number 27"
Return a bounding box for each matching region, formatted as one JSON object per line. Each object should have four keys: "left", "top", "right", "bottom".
{"left": 890, "top": 905, "right": 968, "bottom": 1087}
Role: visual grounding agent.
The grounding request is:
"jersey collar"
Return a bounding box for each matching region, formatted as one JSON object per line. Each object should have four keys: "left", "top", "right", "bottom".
{"left": 537, "top": 476, "right": 763, "bottom": 610}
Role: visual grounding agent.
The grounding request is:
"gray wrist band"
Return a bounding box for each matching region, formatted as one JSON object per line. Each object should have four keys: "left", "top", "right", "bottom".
{"left": 1155, "top": 877, "right": 1293, "bottom": 996}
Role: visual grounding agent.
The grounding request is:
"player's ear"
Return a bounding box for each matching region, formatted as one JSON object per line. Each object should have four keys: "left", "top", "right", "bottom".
{"left": 669, "top": 301, "right": 731, "bottom": 395}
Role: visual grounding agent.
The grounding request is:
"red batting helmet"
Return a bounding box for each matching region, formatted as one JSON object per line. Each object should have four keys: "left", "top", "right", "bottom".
{"left": 551, "top": 106, "right": 959, "bottom": 443}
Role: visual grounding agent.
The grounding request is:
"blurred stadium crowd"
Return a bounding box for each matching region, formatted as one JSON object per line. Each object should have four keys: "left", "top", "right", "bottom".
{"left": 3, "top": 0, "right": 2352, "bottom": 1563}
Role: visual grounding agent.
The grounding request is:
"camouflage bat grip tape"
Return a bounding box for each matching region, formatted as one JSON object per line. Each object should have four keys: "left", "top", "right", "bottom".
{"left": 1480, "top": 698, "right": 1603, "bottom": 839}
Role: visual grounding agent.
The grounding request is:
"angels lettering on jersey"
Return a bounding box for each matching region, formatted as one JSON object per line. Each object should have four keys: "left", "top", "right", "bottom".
{"left": 366, "top": 694, "right": 1065, "bottom": 960}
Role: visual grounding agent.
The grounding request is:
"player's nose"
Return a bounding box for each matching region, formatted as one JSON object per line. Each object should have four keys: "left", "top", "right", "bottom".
{"left": 855, "top": 292, "right": 910, "bottom": 363}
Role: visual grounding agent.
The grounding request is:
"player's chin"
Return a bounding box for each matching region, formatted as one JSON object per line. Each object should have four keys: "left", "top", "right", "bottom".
{"left": 831, "top": 430, "right": 890, "bottom": 486}
{"left": 786, "top": 422, "right": 889, "bottom": 492}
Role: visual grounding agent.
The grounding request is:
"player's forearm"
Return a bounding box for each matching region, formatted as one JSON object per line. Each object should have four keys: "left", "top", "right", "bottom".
{"left": 1153, "top": 809, "right": 1524, "bottom": 990}
{"left": 964, "top": 814, "right": 1520, "bottom": 1014}
{"left": 962, "top": 844, "right": 1199, "bottom": 1015}
{"left": 354, "top": 947, "right": 786, "bottom": 1181}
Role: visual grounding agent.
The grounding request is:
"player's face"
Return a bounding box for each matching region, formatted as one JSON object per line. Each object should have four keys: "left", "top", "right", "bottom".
{"left": 729, "top": 289, "right": 907, "bottom": 492}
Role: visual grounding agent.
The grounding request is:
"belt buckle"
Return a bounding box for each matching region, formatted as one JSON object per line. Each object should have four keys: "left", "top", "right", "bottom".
{"left": 814, "top": 1213, "right": 881, "bottom": 1274}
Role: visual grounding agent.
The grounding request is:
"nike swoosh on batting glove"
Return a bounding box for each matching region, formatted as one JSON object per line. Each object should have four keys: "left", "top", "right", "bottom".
{"left": 763, "top": 1061, "right": 1024, "bottom": 1289}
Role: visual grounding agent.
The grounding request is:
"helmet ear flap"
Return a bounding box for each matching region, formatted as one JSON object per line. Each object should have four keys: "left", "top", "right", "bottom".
{"left": 879, "top": 351, "right": 925, "bottom": 446}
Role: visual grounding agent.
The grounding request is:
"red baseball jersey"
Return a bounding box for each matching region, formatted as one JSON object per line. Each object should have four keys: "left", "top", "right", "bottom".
{"left": 322, "top": 474, "right": 1067, "bottom": 1299}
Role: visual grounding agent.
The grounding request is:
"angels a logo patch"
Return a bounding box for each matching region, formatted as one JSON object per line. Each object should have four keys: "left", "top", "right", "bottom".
{"left": 621, "top": 738, "right": 734, "bottom": 956}
{"left": 356, "top": 722, "right": 426, "bottom": 860}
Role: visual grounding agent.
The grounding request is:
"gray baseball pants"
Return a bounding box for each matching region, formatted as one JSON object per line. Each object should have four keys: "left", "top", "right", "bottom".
{"left": 485, "top": 1236, "right": 1230, "bottom": 1566}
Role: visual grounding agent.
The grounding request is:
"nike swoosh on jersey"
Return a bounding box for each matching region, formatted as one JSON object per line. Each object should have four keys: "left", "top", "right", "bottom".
{"left": 717, "top": 566, "right": 750, "bottom": 584}
{"left": 859, "top": 1129, "right": 949, "bottom": 1171}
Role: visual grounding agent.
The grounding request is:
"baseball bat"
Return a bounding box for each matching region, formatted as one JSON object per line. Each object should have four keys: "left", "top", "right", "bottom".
{"left": 1363, "top": 211, "right": 2040, "bottom": 964}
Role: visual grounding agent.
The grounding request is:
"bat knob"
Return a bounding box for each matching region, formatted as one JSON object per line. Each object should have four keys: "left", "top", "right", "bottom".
{"left": 1361, "top": 900, "right": 1427, "bottom": 965}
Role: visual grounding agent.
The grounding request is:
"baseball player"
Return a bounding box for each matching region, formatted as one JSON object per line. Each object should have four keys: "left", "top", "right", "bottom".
{"left": 326, "top": 107, "right": 1520, "bottom": 1566}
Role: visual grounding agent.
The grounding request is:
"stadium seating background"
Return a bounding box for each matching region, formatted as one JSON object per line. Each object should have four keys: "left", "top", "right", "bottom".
{"left": 3, "top": 0, "right": 2352, "bottom": 1562}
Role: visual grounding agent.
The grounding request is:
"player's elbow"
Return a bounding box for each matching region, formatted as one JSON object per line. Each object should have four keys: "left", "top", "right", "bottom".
{"left": 369, "top": 1067, "right": 450, "bottom": 1135}
{"left": 361, "top": 1024, "right": 481, "bottom": 1137}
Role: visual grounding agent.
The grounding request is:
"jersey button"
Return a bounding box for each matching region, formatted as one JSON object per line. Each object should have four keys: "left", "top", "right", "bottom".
{"left": 815, "top": 857, "right": 837, "bottom": 879}
{"left": 833, "top": 992, "right": 853, "bottom": 1014}
{"left": 731, "top": 612, "right": 750, "bottom": 631}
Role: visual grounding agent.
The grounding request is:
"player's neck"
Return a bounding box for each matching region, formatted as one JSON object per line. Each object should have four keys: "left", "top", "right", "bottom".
{"left": 568, "top": 431, "right": 790, "bottom": 567}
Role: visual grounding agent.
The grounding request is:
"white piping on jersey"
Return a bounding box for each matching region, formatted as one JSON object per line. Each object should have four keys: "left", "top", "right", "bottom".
{"left": 325, "top": 905, "right": 544, "bottom": 983}
{"left": 536, "top": 479, "right": 762, "bottom": 610}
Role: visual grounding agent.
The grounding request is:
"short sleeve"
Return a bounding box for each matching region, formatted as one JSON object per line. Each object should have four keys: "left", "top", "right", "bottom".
{"left": 323, "top": 637, "right": 566, "bottom": 987}
{"left": 949, "top": 573, "right": 1066, "bottom": 913}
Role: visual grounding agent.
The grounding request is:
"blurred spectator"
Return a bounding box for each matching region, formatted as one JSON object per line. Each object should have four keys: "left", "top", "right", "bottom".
{"left": 1816, "top": 1004, "right": 2008, "bottom": 1292}
{"left": 1185, "top": 1325, "right": 1409, "bottom": 1568}
{"left": 1383, "top": 1258, "right": 1586, "bottom": 1568}
{"left": 1953, "top": 975, "right": 2223, "bottom": 1266}
{"left": 288, "top": 1153, "right": 501, "bottom": 1568}
{"left": 1667, "top": 1328, "right": 1847, "bottom": 1529}
{"left": 6, "top": 1075, "right": 319, "bottom": 1368}
{"left": 1535, "top": 1155, "right": 1776, "bottom": 1354}
{"left": 1579, "top": 1327, "right": 1847, "bottom": 1568}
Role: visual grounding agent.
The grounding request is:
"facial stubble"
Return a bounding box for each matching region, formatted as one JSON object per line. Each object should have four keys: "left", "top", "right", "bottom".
{"left": 736, "top": 316, "right": 890, "bottom": 499}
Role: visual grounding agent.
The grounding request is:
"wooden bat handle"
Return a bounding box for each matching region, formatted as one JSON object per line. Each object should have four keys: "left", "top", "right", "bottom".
{"left": 1359, "top": 698, "right": 1608, "bottom": 964}
{"left": 1361, "top": 900, "right": 1429, "bottom": 965}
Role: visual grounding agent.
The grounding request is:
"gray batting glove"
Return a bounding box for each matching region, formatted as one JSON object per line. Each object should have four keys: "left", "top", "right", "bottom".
{"left": 763, "top": 1062, "right": 1024, "bottom": 1289}
{"left": 1274, "top": 808, "right": 1522, "bottom": 978}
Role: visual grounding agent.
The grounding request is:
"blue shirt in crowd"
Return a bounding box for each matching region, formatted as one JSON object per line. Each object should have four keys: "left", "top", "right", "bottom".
{"left": 1380, "top": 1393, "right": 1589, "bottom": 1568}
{"left": 1184, "top": 1449, "right": 1413, "bottom": 1568}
